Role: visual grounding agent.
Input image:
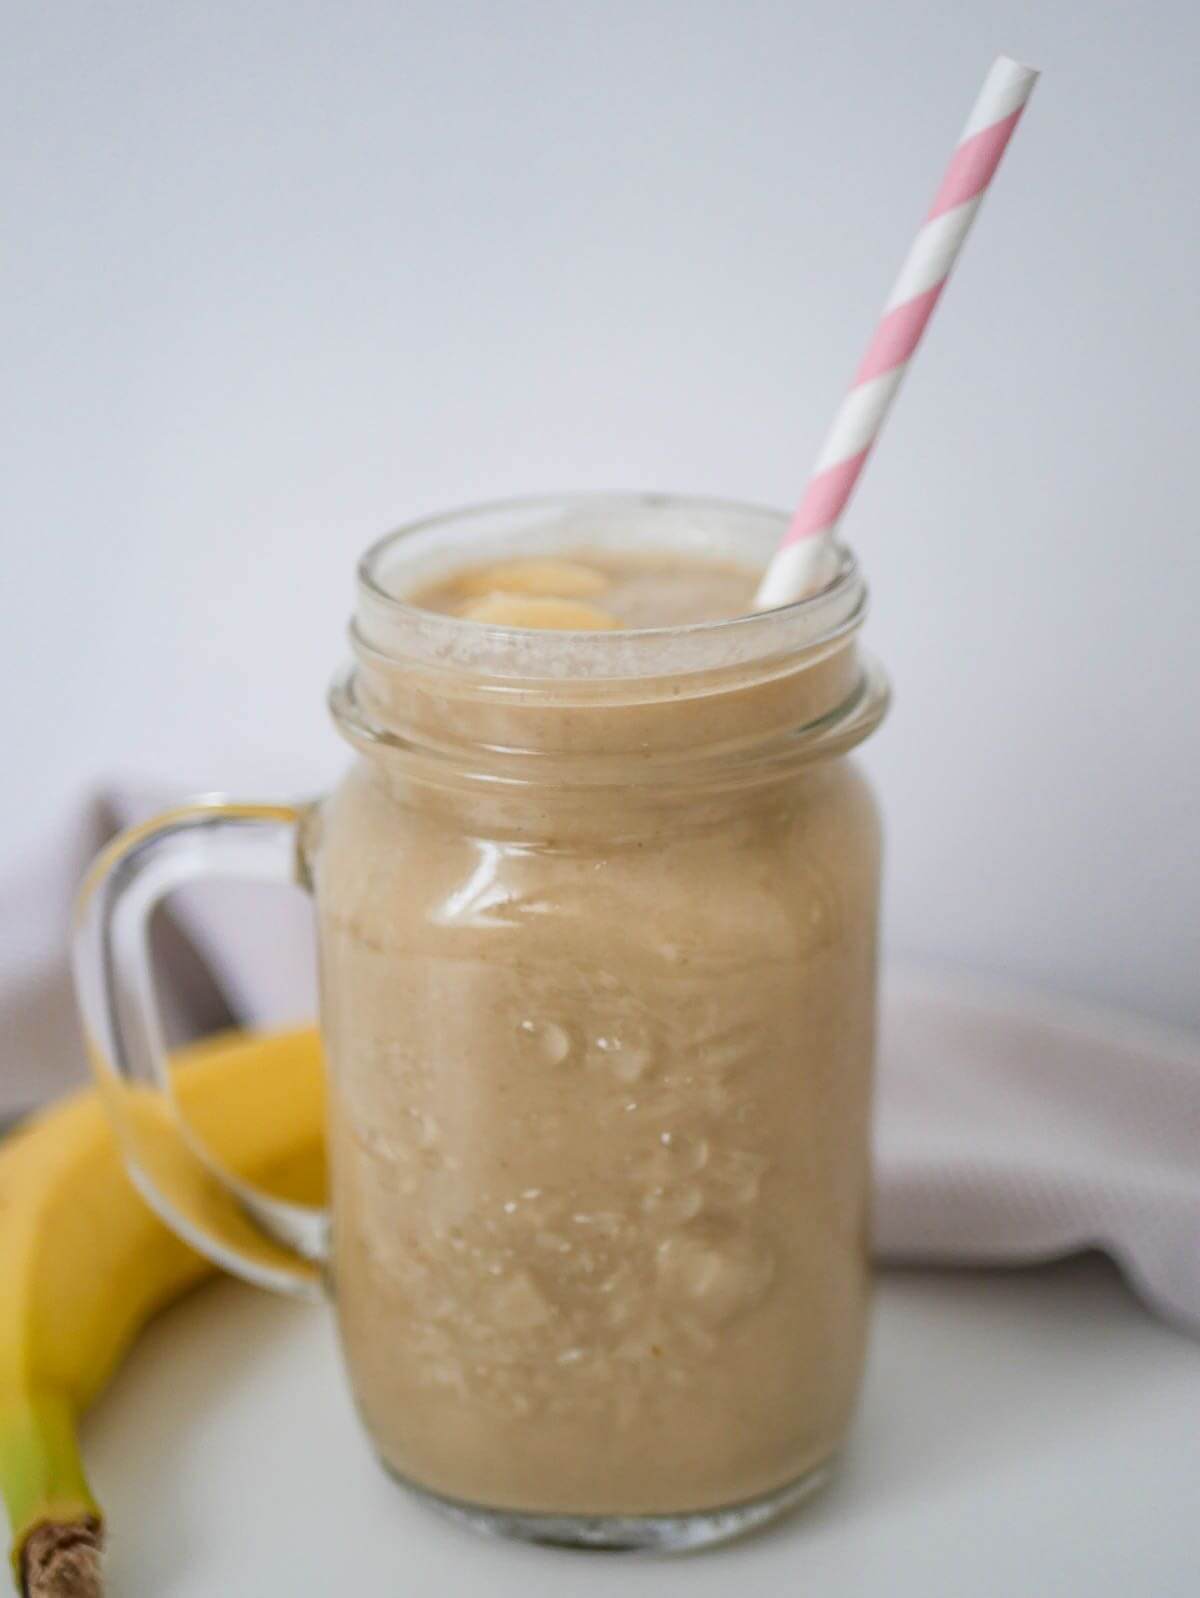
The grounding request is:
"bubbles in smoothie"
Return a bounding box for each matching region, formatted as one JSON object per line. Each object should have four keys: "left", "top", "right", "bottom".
{"left": 487, "top": 1270, "right": 553, "bottom": 1330}
{"left": 415, "top": 1112, "right": 441, "bottom": 1148}
{"left": 694, "top": 1019, "right": 763, "bottom": 1072}
{"left": 534, "top": 1230, "right": 573, "bottom": 1255}
{"left": 588, "top": 1030, "right": 652, "bottom": 1083}
{"left": 705, "top": 1149, "right": 770, "bottom": 1208}
{"left": 655, "top": 1226, "right": 775, "bottom": 1325}
{"left": 655, "top": 1129, "right": 711, "bottom": 1174}
{"left": 517, "top": 1017, "right": 572, "bottom": 1066}
{"left": 641, "top": 1183, "right": 704, "bottom": 1225}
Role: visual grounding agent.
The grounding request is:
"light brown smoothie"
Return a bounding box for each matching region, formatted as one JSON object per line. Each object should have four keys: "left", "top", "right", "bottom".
{"left": 315, "top": 541, "right": 883, "bottom": 1517}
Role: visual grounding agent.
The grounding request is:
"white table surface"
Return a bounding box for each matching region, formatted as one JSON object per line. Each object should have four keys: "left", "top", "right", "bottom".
{"left": 14, "top": 1256, "right": 1197, "bottom": 1597}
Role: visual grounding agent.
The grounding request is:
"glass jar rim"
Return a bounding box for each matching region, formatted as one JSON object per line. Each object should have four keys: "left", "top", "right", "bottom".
{"left": 353, "top": 492, "right": 868, "bottom": 685}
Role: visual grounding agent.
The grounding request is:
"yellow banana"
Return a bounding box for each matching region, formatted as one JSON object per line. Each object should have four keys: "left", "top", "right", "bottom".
{"left": 457, "top": 593, "right": 619, "bottom": 628}
{"left": 453, "top": 552, "right": 613, "bottom": 597}
{"left": 453, "top": 557, "right": 612, "bottom": 599}
{"left": 0, "top": 1028, "right": 325, "bottom": 1597}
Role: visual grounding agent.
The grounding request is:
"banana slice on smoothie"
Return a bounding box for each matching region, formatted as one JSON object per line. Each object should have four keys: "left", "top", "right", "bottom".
{"left": 458, "top": 592, "right": 619, "bottom": 629}
{"left": 455, "top": 558, "right": 610, "bottom": 599}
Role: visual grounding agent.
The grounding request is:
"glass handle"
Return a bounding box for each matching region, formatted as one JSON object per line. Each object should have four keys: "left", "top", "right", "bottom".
{"left": 72, "top": 799, "right": 328, "bottom": 1300}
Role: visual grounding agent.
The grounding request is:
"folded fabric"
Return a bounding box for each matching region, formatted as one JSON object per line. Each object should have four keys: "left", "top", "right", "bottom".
{"left": 875, "top": 968, "right": 1200, "bottom": 1335}
{"left": 6, "top": 791, "right": 1199, "bottom": 1336}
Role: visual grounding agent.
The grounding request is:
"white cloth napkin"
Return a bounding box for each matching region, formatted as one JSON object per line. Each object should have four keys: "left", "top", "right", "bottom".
{"left": 7, "top": 792, "right": 1199, "bottom": 1336}
{"left": 875, "top": 968, "right": 1200, "bottom": 1335}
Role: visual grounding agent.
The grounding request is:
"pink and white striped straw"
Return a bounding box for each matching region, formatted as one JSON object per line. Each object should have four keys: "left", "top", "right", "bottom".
{"left": 754, "top": 54, "right": 1039, "bottom": 609}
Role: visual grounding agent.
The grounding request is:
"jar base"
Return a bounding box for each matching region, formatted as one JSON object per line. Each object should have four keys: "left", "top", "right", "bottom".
{"left": 381, "top": 1458, "right": 835, "bottom": 1552}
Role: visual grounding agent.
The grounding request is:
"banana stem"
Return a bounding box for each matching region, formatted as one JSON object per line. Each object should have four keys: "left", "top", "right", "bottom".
{"left": 0, "top": 1391, "right": 102, "bottom": 1596}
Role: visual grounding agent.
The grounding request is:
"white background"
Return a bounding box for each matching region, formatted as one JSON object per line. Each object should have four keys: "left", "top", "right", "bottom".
{"left": 4, "top": 1, "right": 1198, "bottom": 1029}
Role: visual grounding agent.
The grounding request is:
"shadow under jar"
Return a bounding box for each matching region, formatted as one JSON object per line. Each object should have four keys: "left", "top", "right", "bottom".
{"left": 316, "top": 496, "right": 889, "bottom": 1547}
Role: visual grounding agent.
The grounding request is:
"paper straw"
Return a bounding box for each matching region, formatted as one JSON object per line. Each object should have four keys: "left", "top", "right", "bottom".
{"left": 754, "top": 54, "right": 1039, "bottom": 610}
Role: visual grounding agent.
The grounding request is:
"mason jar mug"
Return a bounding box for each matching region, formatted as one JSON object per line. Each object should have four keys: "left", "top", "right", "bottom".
{"left": 74, "top": 495, "right": 889, "bottom": 1550}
